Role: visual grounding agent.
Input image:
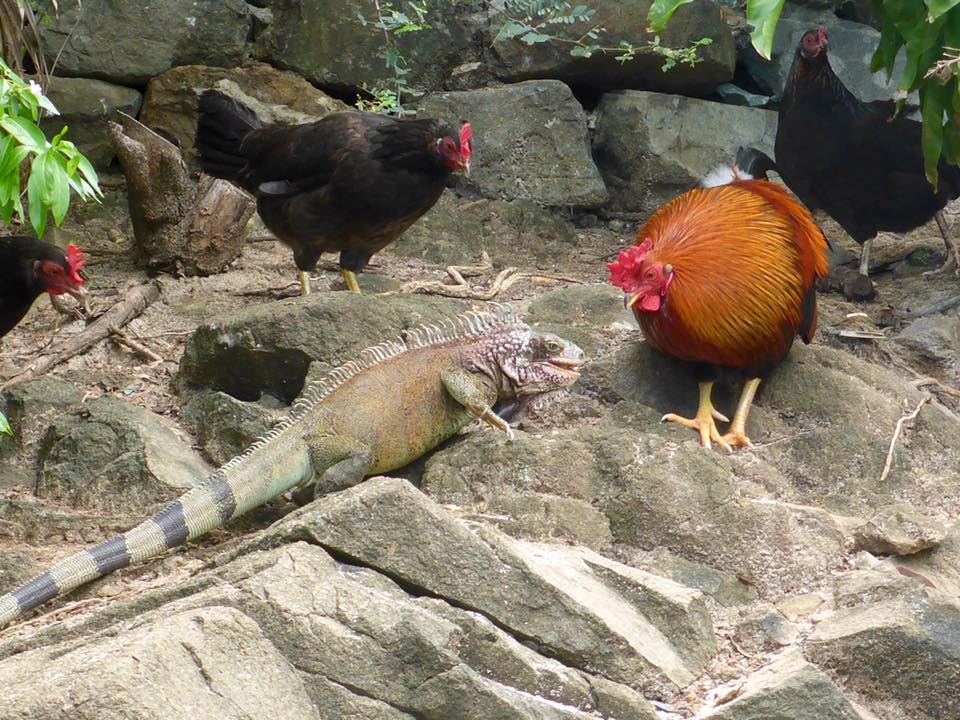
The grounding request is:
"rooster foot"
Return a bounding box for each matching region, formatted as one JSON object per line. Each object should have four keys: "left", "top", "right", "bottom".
{"left": 661, "top": 409, "right": 731, "bottom": 452}
{"left": 719, "top": 430, "right": 755, "bottom": 450}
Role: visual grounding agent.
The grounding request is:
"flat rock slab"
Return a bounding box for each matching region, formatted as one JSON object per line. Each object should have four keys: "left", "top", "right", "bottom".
{"left": 250, "top": 477, "right": 716, "bottom": 696}
{"left": 418, "top": 81, "right": 608, "bottom": 208}
{"left": 700, "top": 650, "right": 872, "bottom": 720}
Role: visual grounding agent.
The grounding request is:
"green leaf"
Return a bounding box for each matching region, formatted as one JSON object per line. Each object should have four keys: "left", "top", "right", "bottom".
{"left": 521, "top": 31, "right": 553, "bottom": 44}
{"left": 74, "top": 154, "right": 103, "bottom": 198}
{"left": 871, "top": 14, "right": 904, "bottom": 79}
{"left": 928, "top": 0, "right": 960, "bottom": 21}
{"left": 647, "top": 0, "right": 696, "bottom": 32}
{"left": 747, "top": 0, "right": 786, "bottom": 60}
{"left": 27, "top": 152, "right": 48, "bottom": 237}
{"left": 0, "top": 115, "right": 47, "bottom": 150}
{"left": 920, "top": 82, "right": 948, "bottom": 186}
{"left": 0, "top": 412, "right": 12, "bottom": 438}
{"left": 46, "top": 153, "right": 70, "bottom": 224}
{"left": 496, "top": 20, "right": 531, "bottom": 41}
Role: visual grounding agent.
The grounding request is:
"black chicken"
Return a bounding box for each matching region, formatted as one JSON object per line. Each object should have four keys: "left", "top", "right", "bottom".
{"left": 0, "top": 237, "right": 86, "bottom": 339}
{"left": 776, "top": 26, "right": 960, "bottom": 285}
{"left": 195, "top": 91, "right": 472, "bottom": 295}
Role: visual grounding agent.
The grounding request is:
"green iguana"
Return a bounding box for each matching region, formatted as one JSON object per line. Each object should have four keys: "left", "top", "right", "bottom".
{"left": 0, "top": 304, "right": 584, "bottom": 629}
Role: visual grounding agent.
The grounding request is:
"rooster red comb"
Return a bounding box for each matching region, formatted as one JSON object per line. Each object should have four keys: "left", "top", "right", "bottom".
{"left": 607, "top": 238, "right": 653, "bottom": 292}
{"left": 65, "top": 244, "right": 86, "bottom": 285}
{"left": 817, "top": 25, "right": 827, "bottom": 44}
{"left": 459, "top": 122, "right": 472, "bottom": 161}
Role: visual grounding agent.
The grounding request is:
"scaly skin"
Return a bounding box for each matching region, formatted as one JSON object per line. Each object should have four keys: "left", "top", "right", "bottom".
{"left": 0, "top": 305, "right": 584, "bottom": 629}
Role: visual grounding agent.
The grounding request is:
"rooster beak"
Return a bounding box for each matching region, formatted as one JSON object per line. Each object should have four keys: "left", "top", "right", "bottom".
{"left": 463, "top": 159, "right": 471, "bottom": 177}
{"left": 66, "top": 285, "right": 90, "bottom": 314}
{"left": 625, "top": 292, "right": 640, "bottom": 309}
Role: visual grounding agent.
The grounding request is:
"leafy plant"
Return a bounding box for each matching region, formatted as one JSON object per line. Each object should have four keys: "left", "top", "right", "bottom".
{"left": 649, "top": 0, "right": 784, "bottom": 61}
{"left": 0, "top": 57, "right": 102, "bottom": 237}
{"left": 356, "top": 0, "right": 430, "bottom": 115}
{"left": 495, "top": 0, "right": 713, "bottom": 69}
{"left": 0, "top": 411, "right": 10, "bottom": 438}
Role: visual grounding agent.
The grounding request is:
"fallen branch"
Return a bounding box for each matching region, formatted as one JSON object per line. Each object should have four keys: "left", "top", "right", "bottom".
{"left": 878, "top": 397, "right": 930, "bottom": 484}
{"left": 109, "top": 328, "right": 164, "bottom": 365}
{"left": 0, "top": 281, "right": 162, "bottom": 391}
{"left": 898, "top": 292, "right": 960, "bottom": 319}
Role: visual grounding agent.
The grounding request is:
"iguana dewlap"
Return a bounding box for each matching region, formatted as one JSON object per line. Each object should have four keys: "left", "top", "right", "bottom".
{"left": 0, "top": 304, "right": 584, "bottom": 629}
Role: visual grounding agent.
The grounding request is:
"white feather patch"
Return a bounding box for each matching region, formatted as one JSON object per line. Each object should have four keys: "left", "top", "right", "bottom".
{"left": 700, "top": 164, "right": 753, "bottom": 188}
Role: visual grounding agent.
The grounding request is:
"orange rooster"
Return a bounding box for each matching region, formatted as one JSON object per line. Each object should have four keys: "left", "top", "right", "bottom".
{"left": 608, "top": 160, "right": 829, "bottom": 450}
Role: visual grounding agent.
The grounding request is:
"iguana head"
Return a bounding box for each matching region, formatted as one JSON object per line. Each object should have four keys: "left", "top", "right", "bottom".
{"left": 468, "top": 326, "right": 585, "bottom": 419}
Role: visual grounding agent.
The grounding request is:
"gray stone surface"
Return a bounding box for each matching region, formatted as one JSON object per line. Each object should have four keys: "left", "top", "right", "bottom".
{"left": 593, "top": 91, "right": 777, "bottom": 213}
{"left": 418, "top": 81, "right": 608, "bottom": 208}
{"left": 39, "top": 77, "right": 142, "bottom": 168}
{"left": 491, "top": 0, "right": 735, "bottom": 96}
{"left": 851, "top": 504, "right": 948, "bottom": 556}
{"left": 39, "top": 0, "right": 257, "bottom": 85}
{"left": 35, "top": 396, "right": 210, "bottom": 512}
{"left": 254, "top": 0, "right": 472, "bottom": 94}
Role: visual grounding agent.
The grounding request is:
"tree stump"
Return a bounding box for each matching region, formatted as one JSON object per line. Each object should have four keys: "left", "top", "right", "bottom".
{"left": 108, "top": 112, "right": 255, "bottom": 276}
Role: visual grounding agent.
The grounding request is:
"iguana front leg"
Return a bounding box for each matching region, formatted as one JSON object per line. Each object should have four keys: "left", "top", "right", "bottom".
{"left": 441, "top": 367, "right": 515, "bottom": 441}
{"left": 307, "top": 431, "right": 374, "bottom": 498}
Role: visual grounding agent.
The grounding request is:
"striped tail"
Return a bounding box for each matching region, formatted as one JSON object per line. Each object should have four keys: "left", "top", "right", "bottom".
{"left": 0, "top": 431, "right": 311, "bottom": 629}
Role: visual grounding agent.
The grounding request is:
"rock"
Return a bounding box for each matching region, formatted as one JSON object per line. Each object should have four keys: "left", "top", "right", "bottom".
{"left": 593, "top": 91, "right": 777, "bottom": 213}
{"left": 254, "top": 0, "right": 472, "bottom": 95}
{"left": 632, "top": 547, "right": 758, "bottom": 607}
{"left": 893, "top": 523, "right": 960, "bottom": 597}
{"left": 40, "top": 0, "right": 257, "bottom": 86}
{"left": 740, "top": 16, "right": 908, "bottom": 104}
{"left": 418, "top": 81, "right": 608, "bottom": 208}
{"left": 394, "top": 192, "right": 580, "bottom": 268}
{"left": 179, "top": 388, "right": 283, "bottom": 466}
{"left": 35, "top": 396, "right": 211, "bottom": 513}
{"left": 490, "top": 0, "right": 735, "bottom": 97}
{"left": 777, "top": 592, "right": 827, "bottom": 621}
{"left": 806, "top": 597, "right": 960, "bottom": 720}
{"left": 140, "top": 63, "right": 349, "bottom": 164}
{"left": 832, "top": 566, "right": 924, "bottom": 609}
{"left": 732, "top": 607, "right": 800, "bottom": 655}
{"left": 177, "top": 293, "right": 468, "bottom": 404}
{"left": 0, "top": 378, "right": 83, "bottom": 461}
{"left": 0, "top": 606, "right": 323, "bottom": 720}
{"left": 250, "top": 477, "right": 717, "bottom": 696}
{"left": 527, "top": 284, "right": 634, "bottom": 330}
{"left": 851, "top": 504, "right": 948, "bottom": 556}
{"left": 38, "top": 77, "right": 142, "bottom": 169}
{"left": 893, "top": 315, "right": 960, "bottom": 386}
{"left": 700, "top": 650, "right": 870, "bottom": 719}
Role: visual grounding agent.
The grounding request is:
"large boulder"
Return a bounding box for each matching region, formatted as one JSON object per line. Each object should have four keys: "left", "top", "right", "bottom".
{"left": 39, "top": 0, "right": 258, "bottom": 85}
{"left": 140, "top": 63, "right": 349, "bottom": 164}
{"left": 35, "top": 396, "right": 211, "bottom": 513}
{"left": 254, "top": 0, "right": 472, "bottom": 95}
{"left": 491, "top": 0, "right": 735, "bottom": 96}
{"left": 593, "top": 90, "right": 777, "bottom": 213}
{"left": 39, "top": 77, "right": 142, "bottom": 169}
{"left": 805, "top": 596, "right": 960, "bottom": 720}
{"left": 419, "top": 81, "right": 608, "bottom": 208}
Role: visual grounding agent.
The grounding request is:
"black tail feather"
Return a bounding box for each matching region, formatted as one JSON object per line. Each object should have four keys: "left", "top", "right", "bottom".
{"left": 195, "top": 90, "right": 263, "bottom": 191}
{"left": 736, "top": 146, "right": 779, "bottom": 181}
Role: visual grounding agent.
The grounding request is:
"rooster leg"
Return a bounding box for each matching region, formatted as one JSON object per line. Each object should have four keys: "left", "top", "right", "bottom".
{"left": 661, "top": 381, "right": 731, "bottom": 452}
{"left": 720, "top": 378, "right": 761, "bottom": 449}
{"left": 858, "top": 238, "right": 873, "bottom": 276}
{"left": 299, "top": 271, "right": 312, "bottom": 296}
{"left": 922, "top": 211, "right": 960, "bottom": 277}
{"left": 340, "top": 269, "right": 362, "bottom": 294}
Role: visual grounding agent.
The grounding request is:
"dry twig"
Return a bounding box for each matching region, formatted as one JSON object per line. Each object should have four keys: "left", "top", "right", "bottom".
{"left": 878, "top": 397, "right": 931, "bottom": 484}
{"left": 0, "top": 281, "right": 161, "bottom": 391}
{"left": 109, "top": 328, "right": 164, "bottom": 365}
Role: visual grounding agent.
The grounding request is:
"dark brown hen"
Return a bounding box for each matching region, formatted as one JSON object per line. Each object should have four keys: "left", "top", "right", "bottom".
{"left": 0, "top": 237, "right": 86, "bottom": 339}
{"left": 775, "top": 26, "right": 960, "bottom": 287}
{"left": 195, "top": 91, "right": 472, "bottom": 294}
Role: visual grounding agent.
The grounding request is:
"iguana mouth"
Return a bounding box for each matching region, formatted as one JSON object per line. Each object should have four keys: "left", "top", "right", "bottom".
{"left": 547, "top": 357, "right": 584, "bottom": 378}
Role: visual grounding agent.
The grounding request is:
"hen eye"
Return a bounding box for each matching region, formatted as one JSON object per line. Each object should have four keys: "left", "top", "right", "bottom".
{"left": 47, "top": 266, "right": 62, "bottom": 275}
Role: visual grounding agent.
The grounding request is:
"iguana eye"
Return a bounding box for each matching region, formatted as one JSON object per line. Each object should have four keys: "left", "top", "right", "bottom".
{"left": 544, "top": 339, "right": 562, "bottom": 353}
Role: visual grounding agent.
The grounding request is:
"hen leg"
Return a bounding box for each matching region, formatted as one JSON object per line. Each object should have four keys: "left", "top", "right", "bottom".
{"left": 662, "top": 381, "right": 731, "bottom": 452}
{"left": 858, "top": 238, "right": 873, "bottom": 276}
{"left": 340, "top": 269, "right": 362, "bottom": 294}
{"left": 720, "top": 378, "right": 761, "bottom": 449}
{"left": 923, "top": 211, "right": 960, "bottom": 277}
{"left": 299, "top": 271, "right": 312, "bottom": 296}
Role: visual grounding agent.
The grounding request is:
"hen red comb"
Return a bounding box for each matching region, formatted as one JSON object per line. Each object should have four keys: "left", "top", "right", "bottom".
{"left": 817, "top": 25, "right": 827, "bottom": 44}
{"left": 607, "top": 239, "right": 653, "bottom": 292}
{"left": 459, "top": 122, "right": 472, "bottom": 160}
{"left": 65, "top": 244, "right": 86, "bottom": 285}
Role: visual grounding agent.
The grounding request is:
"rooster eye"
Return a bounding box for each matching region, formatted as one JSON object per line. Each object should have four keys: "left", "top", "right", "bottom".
{"left": 645, "top": 269, "right": 656, "bottom": 279}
